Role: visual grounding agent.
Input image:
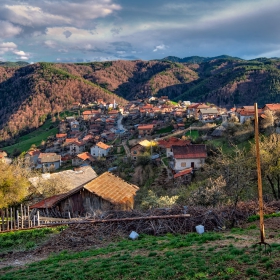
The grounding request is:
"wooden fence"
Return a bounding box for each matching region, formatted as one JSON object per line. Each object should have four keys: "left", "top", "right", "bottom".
{"left": 0, "top": 205, "right": 70, "bottom": 232}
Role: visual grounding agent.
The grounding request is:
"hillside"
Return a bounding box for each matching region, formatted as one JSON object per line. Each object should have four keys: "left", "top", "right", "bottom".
{"left": 0, "top": 63, "right": 126, "bottom": 142}
{"left": 2, "top": 57, "right": 280, "bottom": 141}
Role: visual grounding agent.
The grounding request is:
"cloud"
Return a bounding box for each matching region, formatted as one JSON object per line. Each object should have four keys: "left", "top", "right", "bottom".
{"left": 63, "top": 30, "right": 72, "bottom": 38}
{"left": 0, "top": 41, "right": 30, "bottom": 60}
{"left": 153, "top": 44, "right": 168, "bottom": 52}
{"left": 111, "top": 27, "right": 122, "bottom": 36}
{"left": 0, "top": 1, "right": 121, "bottom": 35}
{"left": 0, "top": 20, "right": 22, "bottom": 38}
{"left": 0, "top": 42, "right": 17, "bottom": 54}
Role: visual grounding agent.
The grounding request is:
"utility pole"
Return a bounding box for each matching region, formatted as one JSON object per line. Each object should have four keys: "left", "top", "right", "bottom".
{"left": 254, "top": 102, "right": 270, "bottom": 252}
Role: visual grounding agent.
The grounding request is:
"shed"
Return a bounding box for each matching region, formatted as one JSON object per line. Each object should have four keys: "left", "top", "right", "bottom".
{"left": 30, "top": 172, "right": 139, "bottom": 217}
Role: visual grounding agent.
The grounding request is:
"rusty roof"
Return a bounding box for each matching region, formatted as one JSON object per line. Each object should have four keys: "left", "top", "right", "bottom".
{"left": 173, "top": 145, "right": 207, "bottom": 159}
{"left": 174, "top": 168, "right": 193, "bottom": 178}
{"left": 84, "top": 172, "right": 139, "bottom": 205}
{"left": 56, "top": 133, "right": 67, "bottom": 138}
{"left": 30, "top": 194, "right": 65, "bottom": 209}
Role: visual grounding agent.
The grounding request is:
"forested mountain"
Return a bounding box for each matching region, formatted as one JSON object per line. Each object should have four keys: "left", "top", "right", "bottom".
{"left": 2, "top": 57, "right": 280, "bottom": 141}
{"left": 0, "top": 62, "right": 126, "bottom": 142}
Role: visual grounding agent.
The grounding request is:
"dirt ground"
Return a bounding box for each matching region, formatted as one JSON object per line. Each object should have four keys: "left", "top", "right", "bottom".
{"left": 1, "top": 217, "right": 280, "bottom": 270}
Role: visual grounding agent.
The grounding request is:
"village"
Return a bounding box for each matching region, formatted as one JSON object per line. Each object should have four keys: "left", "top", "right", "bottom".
{"left": 1, "top": 97, "right": 280, "bottom": 220}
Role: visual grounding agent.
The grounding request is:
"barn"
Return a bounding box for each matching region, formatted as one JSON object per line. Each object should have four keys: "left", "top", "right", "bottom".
{"left": 30, "top": 172, "right": 139, "bottom": 217}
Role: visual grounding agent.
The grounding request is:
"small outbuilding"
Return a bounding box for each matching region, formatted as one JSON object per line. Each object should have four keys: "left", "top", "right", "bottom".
{"left": 30, "top": 172, "right": 139, "bottom": 217}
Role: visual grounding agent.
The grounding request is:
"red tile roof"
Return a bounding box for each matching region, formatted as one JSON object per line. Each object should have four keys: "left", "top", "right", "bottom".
{"left": 138, "top": 124, "right": 154, "bottom": 130}
{"left": 264, "top": 104, "right": 280, "bottom": 111}
{"left": 96, "top": 141, "right": 111, "bottom": 150}
{"left": 77, "top": 152, "right": 94, "bottom": 161}
{"left": 56, "top": 134, "right": 67, "bottom": 138}
{"left": 173, "top": 145, "right": 207, "bottom": 159}
{"left": 174, "top": 168, "right": 193, "bottom": 178}
{"left": 26, "top": 149, "right": 41, "bottom": 156}
{"left": 157, "top": 137, "right": 191, "bottom": 148}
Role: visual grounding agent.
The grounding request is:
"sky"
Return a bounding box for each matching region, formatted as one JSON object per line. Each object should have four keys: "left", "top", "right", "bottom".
{"left": 1, "top": 0, "right": 280, "bottom": 63}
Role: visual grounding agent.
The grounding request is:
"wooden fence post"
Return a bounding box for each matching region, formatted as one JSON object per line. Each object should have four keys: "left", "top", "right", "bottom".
{"left": 17, "top": 210, "right": 19, "bottom": 229}
{"left": 28, "top": 206, "right": 30, "bottom": 228}
{"left": 20, "top": 204, "right": 23, "bottom": 229}
{"left": 37, "top": 211, "right": 40, "bottom": 226}
{"left": 10, "top": 208, "right": 13, "bottom": 230}
{"left": 1, "top": 209, "right": 4, "bottom": 231}
{"left": 6, "top": 208, "right": 9, "bottom": 231}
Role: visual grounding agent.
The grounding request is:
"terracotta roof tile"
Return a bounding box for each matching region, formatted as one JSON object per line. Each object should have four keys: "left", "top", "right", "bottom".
{"left": 96, "top": 141, "right": 111, "bottom": 150}
{"left": 138, "top": 124, "right": 154, "bottom": 130}
{"left": 174, "top": 168, "right": 193, "bottom": 178}
{"left": 158, "top": 137, "right": 190, "bottom": 148}
{"left": 173, "top": 145, "right": 207, "bottom": 159}
{"left": 77, "top": 152, "right": 94, "bottom": 161}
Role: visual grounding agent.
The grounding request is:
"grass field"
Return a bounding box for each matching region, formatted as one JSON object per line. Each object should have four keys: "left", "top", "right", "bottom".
{"left": 185, "top": 130, "right": 199, "bottom": 140}
{"left": 156, "top": 125, "right": 174, "bottom": 134}
{"left": 207, "top": 138, "right": 251, "bottom": 154}
{"left": 1, "top": 226, "right": 280, "bottom": 279}
{"left": 2, "top": 120, "right": 58, "bottom": 155}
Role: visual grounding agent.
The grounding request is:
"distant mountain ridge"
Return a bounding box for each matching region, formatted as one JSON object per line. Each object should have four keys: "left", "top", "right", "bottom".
{"left": 0, "top": 61, "right": 29, "bottom": 67}
{"left": 160, "top": 55, "right": 243, "bottom": 63}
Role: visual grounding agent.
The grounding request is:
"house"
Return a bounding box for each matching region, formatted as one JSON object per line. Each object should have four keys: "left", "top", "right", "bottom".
{"left": 157, "top": 137, "right": 191, "bottom": 157}
{"left": 130, "top": 141, "right": 148, "bottom": 160}
{"left": 72, "top": 152, "right": 95, "bottom": 166}
{"left": 25, "top": 149, "right": 41, "bottom": 165}
{"left": 173, "top": 168, "right": 193, "bottom": 186}
{"left": 56, "top": 134, "right": 67, "bottom": 142}
{"left": 30, "top": 172, "right": 139, "bottom": 217}
{"left": 82, "top": 110, "right": 100, "bottom": 121}
{"left": 138, "top": 124, "right": 154, "bottom": 136}
{"left": 37, "top": 153, "right": 61, "bottom": 172}
{"left": 69, "top": 141, "right": 85, "bottom": 155}
{"left": 198, "top": 108, "right": 219, "bottom": 120}
{"left": 172, "top": 144, "right": 207, "bottom": 171}
{"left": 263, "top": 104, "right": 280, "bottom": 114}
{"left": 187, "top": 103, "right": 209, "bottom": 118}
{"left": 90, "top": 142, "right": 111, "bottom": 157}
{"left": 239, "top": 108, "right": 263, "bottom": 124}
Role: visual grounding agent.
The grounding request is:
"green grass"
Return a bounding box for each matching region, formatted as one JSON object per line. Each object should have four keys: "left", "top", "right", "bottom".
{"left": 156, "top": 125, "right": 173, "bottom": 134}
{"left": 0, "top": 227, "right": 66, "bottom": 253}
{"left": 1, "top": 230, "right": 280, "bottom": 279}
{"left": 185, "top": 130, "right": 199, "bottom": 140}
{"left": 207, "top": 138, "right": 251, "bottom": 155}
{"left": 248, "top": 212, "right": 280, "bottom": 222}
{"left": 2, "top": 120, "right": 58, "bottom": 155}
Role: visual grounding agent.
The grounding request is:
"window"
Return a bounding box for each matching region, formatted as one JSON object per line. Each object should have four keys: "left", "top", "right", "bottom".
{"left": 133, "top": 151, "right": 137, "bottom": 154}
{"left": 181, "top": 162, "right": 186, "bottom": 167}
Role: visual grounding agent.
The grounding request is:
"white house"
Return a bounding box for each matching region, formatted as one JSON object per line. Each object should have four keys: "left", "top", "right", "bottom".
{"left": 69, "top": 141, "right": 85, "bottom": 155}
{"left": 90, "top": 142, "right": 111, "bottom": 157}
{"left": 172, "top": 145, "right": 207, "bottom": 172}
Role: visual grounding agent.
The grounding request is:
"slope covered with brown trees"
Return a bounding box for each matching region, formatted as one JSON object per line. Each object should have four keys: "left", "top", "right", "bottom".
{"left": 0, "top": 62, "right": 126, "bottom": 142}
{"left": 2, "top": 57, "right": 280, "bottom": 142}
